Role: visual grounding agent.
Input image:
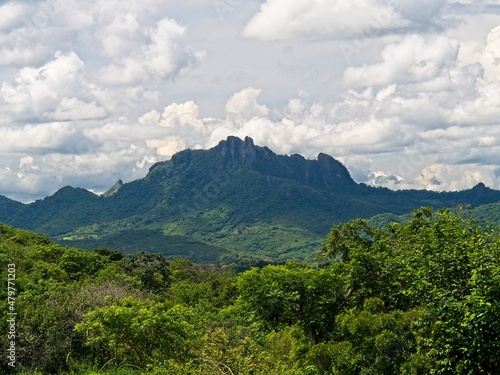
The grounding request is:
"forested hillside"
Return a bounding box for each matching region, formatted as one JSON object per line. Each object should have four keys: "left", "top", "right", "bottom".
{"left": 2, "top": 207, "right": 500, "bottom": 374}
{"left": 2, "top": 137, "right": 500, "bottom": 262}
{"left": 369, "top": 201, "right": 500, "bottom": 228}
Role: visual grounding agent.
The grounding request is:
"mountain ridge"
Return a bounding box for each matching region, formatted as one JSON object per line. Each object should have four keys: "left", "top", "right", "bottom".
{"left": 1, "top": 136, "right": 499, "bottom": 261}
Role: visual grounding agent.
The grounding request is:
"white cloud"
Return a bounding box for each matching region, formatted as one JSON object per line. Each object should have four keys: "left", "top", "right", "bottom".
{"left": 19, "top": 156, "right": 36, "bottom": 169}
{"left": 226, "top": 87, "right": 270, "bottom": 122}
{"left": 1, "top": 0, "right": 500, "bottom": 202}
{"left": 448, "top": 0, "right": 500, "bottom": 5}
{"left": 96, "top": 58, "right": 147, "bottom": 86}
{"left": 47, "top": 97, "right": 108, "bottom": 121}
{"left": 397, "top": 0, "right": 447, "bottom": 24}
{"left": 242, "top": 0, "right": 447, "bottom": 41}
{"left": 0, "top": 122, "right": 77, "bottom": 153}
{"left": 416, "top": 163, "right": 498, "bottom": 191}
{"left": 0, "top": 3, "right": 204, "bottom": 125}
{"left": 452, "top": 82, "right": 500, "bottom": 125}
{"left": 96, "top": 17, "right": 203, "bottom": 86}
{"left": 0, "top": 38, "right": 48, "bottom": 66}
{"left": 1, "top": 51, "right": 85, "bottom": 118}
{"left": 96, "top": 13, "right": 142, "bottom": 57}
{"left": 343, "top": 35, "right": 459, "bottom": 87}
{"left": 145, "top": 18, "right": 201, "bottom": 78}
{"left": 481, "top": 25, "right": 500, "bottom": 81}
{"left": 160, "top": 101, "right": 203, "bottom": 128}
{"left": 146, "top": 137, "right": 187, "bottom": 158}
{"left": 0, "top": 3, "right": 30, "bottom": 31}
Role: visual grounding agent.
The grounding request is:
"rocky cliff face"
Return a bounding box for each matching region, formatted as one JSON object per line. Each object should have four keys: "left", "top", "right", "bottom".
{"left": 317, "top": 152, "right": 354, "bottom": 186}
{"left": 206, "top": 136, "right": 356, "bottom": 189}
{"left": 149, "top": 136, "right": 356, "bottom": 191}
{"left": 103, "top": 179, "right": 124, "bottom": 197}
{"left": 213, "top": 136, "right": 275, "bottom": 162}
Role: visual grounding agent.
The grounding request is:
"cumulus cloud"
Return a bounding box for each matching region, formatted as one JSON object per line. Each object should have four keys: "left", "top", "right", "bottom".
{"left": 226, "top": 87, "right": 270, "bottom": 122}
{"left": 397, "top": 0, "right": 447, "bottom": 24}
{"left": 1, "top": 0, "right": 500, "bottom": 202}
{"left": 139, "top": 86, "right": 430, "bottom": 164}
{"left": 47, "top": 97, "right": 108, "bottom": 121}
{"left": 0, "top": 122, "right": 80, "bottom": 153}
{"left": 1, "top": 52, "right": 85, "bottom": 118}
{"left": 96, "top": 13, "right": 142, "bottom": 58}
{"left": 242, "top": 0, "right": 447, "bottom": 41}
{"left": 145, "top": 18, "right": 203, "bottom": 78}
{"left": 146, "top": 137, "right": 187, "bottom": 159}
{"left": 0, "top": 2, "right": 30, "bottom": 31}
{"left": 160, "top": 101, "right": 204, "bottom": 130}
{"left": 0, "top": 0, "right": 203, "bottom": 125}
{"left": 343, "top": 35, "right": 459, "bottom": 87}
{"left": 96, "top": 17, "right": 203, "bottom": 86}
{"left": 480, "top": 25, "right": 500, "bottom": 81}
{"left": 416, "top": 163, "right": 499, "bottom": 191}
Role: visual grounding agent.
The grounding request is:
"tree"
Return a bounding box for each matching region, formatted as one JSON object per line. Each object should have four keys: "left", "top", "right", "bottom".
{"left": 92, "top": 247, "right": 124, "bottom": 261}
{"left": 75, "top": 297, "right": 197, "bottom": 368}
{"left": 121, "top": 252, "right": 171, "bottom": 291}
{"left": 319, "top": 208, "right": 500, "bottom": 374}
{"left": 307, "top": 299, "right": 431, "bottom": 375}
{"left": 238, "top": 263, "right": 348, "bottom": 345}
{"left": 318, "top": 218, "right": 391, "bottom": 309}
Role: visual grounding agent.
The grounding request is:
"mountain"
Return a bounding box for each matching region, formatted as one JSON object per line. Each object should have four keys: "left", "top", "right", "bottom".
{"left": 471, "top": 200, "right": 500, "bottom": 223}
{"left": 102, "top": 179, "right": 124, "bottom": 197}
{"left": 368, "top": 200, "right": 500, "bottom": 229}
{"left": 1, "top": 136, "right": 500, "bottom": 261}
{"left": 0, "top": 195, "right": 23, "bottom": 222}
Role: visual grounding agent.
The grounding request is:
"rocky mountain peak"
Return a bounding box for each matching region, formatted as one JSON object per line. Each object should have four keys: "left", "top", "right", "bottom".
{"left": 103, "top": 179, "right": 124, "bottom": 197}
{"left": 473, "top": 182, "right": 487, "bottom": 190}
{"left": 214, "top": 136, "right": 274, "bottom": 162}
{"left": 317, "top": 153, "right": 353, "bottom": 181}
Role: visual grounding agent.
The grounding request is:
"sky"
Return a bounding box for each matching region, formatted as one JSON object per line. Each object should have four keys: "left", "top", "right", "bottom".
{"left": 1, "top": 0, "right": 500, "bottom": 202}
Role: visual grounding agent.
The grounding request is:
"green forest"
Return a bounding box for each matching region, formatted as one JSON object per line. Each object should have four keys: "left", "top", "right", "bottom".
{"left": 2, "top": 207, "right": 500, "bottom": 374}
{"left": 4, "top": 137, "right": 500, "bottom": 265}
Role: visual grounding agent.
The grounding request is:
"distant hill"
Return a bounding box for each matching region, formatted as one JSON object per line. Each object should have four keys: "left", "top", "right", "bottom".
{"left": 1, "top": 136, "right": 500, "bottom": 261}
{"left": 63, "top": 229, "right": 235, "bottom": 263}
{"left": 470, "top": 201, "right": 500, "bottom": 224}
{"left": 369, "top": 201, "right": 500, "bottom": 229}
{"left": 0, "top": 195, "right": 23, "bottom": 219}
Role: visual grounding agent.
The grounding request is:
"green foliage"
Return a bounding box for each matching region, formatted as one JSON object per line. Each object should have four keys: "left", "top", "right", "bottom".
{"left": 309, "top": 302, "right": 430, "bottom": 375}
{"left": 471, "top": 201, "right": 500, "bottom": 224}
{"left": 61, "top": 229, "right": 234, "bottom": 263}
{"left": 2, "top": 205, "right": 500, "bottom": 374}
{"left": 319, "top": 208, "right": 500, "bottom": 374}
{"left": 238, "top": 263, "right": 348, "bottom": 344}
{"left": 318, "top": 219, "right": 389, "bottom": 309}
{"left": 92, "top": 247, "right": 124, "bottom": 261}
{"left": 120, "top": 252, "right": 171, "bottom": 291}
{"left": 75, "top": 298, "right": 197, "bottom": 368}
{"left": 167, "top": 260, "right": 238, "bottom": 310}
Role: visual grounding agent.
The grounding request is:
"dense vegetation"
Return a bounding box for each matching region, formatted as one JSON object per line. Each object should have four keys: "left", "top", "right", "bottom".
{"left": 2, "top": 206, "right": 500, "bottom": 374}
{"left": 369, "top": 201, "right": 500, "bottom": 228}
{"left": 2, "top": 137, "right": 500, "bottom": 263}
